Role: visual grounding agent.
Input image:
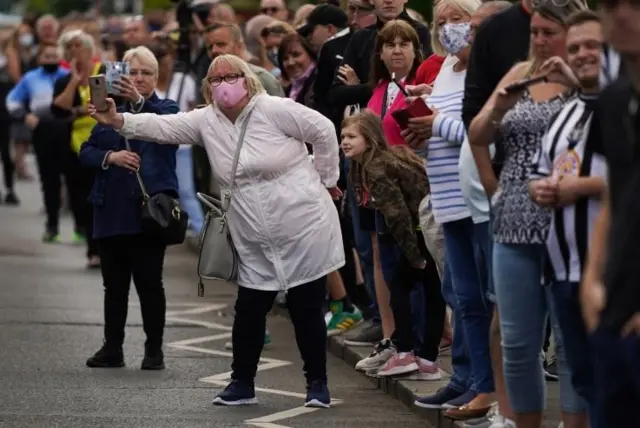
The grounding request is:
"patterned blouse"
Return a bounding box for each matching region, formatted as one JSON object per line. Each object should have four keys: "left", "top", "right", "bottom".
{"left": 491, "top": 90, "right": 570, "bottom": 244}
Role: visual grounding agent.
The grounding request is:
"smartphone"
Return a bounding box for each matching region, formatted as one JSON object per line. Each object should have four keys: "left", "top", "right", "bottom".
{"left": 89, "top": 74, "right": 109, "bottom": 112}
{"left": 105, "top": 61, "right": 130, "bottom": 95}
{"left": 504, "top": 75, "right": 548, "bottom": 93}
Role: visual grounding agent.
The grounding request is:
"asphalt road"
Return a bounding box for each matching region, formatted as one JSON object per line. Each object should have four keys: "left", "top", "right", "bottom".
{"left": 0, "top": 166, "right": 427, "bottom": 428}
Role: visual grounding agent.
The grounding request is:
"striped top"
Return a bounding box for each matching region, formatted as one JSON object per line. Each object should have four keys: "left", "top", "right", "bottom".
{"left": 529, "top": 94, "right": 607, "bottom": 282}
{"left": 422, "top": 56, "right": 470, "bottom": 223}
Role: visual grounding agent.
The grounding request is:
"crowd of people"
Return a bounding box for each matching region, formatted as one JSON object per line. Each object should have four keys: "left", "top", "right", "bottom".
{"left": 1, "top": 0, "right": 639, "bottom": 426}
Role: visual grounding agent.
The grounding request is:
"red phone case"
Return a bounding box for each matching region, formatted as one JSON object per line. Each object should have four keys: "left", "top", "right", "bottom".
{"left": 391, "top": 98, "right": 433, "bottom": 129}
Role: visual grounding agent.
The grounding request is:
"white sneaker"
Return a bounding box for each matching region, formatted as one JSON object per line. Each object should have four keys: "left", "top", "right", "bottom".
{"left": 355, "top": 339, "right": 394, "bottom": 372}
{"left": 488, "top": 413, "right": 516, "bottom": 428}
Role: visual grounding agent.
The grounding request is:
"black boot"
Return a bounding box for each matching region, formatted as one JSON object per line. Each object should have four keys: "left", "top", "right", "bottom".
{"left": 141, "top": 344, "right": 164, "bottom": 370}
{"left": 86, "top": 342, "right": 125, "bottom": 368}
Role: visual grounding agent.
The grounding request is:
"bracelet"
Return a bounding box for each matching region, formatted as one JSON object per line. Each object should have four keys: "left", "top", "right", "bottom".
{"left": 489, "top": 108, "right": 506, "bottom": 128}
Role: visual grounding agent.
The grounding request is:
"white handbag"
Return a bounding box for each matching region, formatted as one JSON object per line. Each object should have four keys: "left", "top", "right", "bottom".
{"left": 196, "top": 109, "right": 254, "bottom": 296}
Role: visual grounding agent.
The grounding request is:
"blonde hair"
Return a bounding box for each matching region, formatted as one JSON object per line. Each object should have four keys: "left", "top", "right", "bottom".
{"left": 201, "top": 55, "right": 265, "bottom": 105}
{"left": 525, "top": 0, "right": 588, "bottom": 75}
{"left": 58, "top": 29, "right": 95, "bottom": 62}
{"left": 123, "top": 46, "right": 159, "bottom": 75}
{"left": 431, "top": 0, "right": 481, "bottom": 56}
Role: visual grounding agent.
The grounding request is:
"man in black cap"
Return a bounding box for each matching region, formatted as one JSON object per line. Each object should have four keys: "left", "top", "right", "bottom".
{"left": 298, "top": 4, "right": 349, "bottom": 51}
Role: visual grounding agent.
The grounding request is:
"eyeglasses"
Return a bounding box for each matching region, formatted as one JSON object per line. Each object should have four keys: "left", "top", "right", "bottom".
{"left": 261, "top": 7, "right": 281, "bottom": 14}
{"left": 207, "top": 73, "right": 245, "bottom": 86}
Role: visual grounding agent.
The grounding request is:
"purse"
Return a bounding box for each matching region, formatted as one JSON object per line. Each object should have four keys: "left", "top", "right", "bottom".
{"left": 196, "top": 109, "right": 254, "bottom": 296}
{"left": 125, "top": 137, "right": 189, "bottom": 246}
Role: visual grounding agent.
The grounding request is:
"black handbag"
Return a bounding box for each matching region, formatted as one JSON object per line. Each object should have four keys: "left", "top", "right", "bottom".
{"left": 124, "top": 137, "right": 189, "bottom": 246}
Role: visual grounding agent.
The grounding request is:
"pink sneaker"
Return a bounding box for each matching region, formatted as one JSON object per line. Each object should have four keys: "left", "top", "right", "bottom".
{"left": 409, "top": 357, "right": 442, "bottom": 381}
{"left": 377, "top": 352, "right": 418, "bottom": 377}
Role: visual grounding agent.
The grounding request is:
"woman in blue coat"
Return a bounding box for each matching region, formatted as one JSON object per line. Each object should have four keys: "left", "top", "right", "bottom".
{"left": 79, "top": 46, "right": 180, "bottom": 371}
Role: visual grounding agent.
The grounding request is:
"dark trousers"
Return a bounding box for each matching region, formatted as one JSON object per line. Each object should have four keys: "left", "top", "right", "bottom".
{"left": 0, "top": 119, "right": 14, "bottom": 191}
{"left": 31, "top": 124, "right": 80, "bottom": 235}
{"left": 549, "top": 281, "right": 599, "bottom": 422}
{"left": 66, "top": 148, "right": 97, "bottom": 257}
{"left": 335, "top": 198, "right": 360, "bottom": 306}
{"left": 591, "top": 325, "right": 640, "bottom": 428}
{"left": 98, "top": 234, "right": 167, "bottom": 349}
{"left": 388, "top": 232, "right": 446, "bottom": 361}
{"left": 231, "top": 277, "right": 328, "bottom": 384}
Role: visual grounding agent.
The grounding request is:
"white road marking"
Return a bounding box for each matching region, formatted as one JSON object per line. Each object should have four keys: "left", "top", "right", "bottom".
{"left": 164, "top": 302, "right": 341, "bottom": 428}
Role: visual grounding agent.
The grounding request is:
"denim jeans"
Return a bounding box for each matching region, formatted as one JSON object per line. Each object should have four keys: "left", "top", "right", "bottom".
{"left": 344, "top": 158, "right": 376, "bottom": 318}
{"left": 176, "top": 146, "right": 204, "bottom": 232}
{"left": 440, "top": 260, "right": 472, "bottom": 392}
{"left": 443, "top": 218, "right": 494, "bottom": 393}
{"left": 548, "top": 281, "right": 592, "bottom": 415}
{"left": 591, "top": 325, "right": 640, "bottom": 428}
{"left": 493, "top": 243, "right": 583, "bottom": 413}
{"left": 473, "top": 220, "right": 494, "bottom": 304}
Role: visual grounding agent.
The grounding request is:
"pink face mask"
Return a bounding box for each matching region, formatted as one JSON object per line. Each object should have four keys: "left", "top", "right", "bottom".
{"left": 212, "top": 78, "right": 247, "bottom": 108}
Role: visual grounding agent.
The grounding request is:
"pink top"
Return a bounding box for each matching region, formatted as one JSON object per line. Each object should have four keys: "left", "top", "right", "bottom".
{"left": 366, "top": 78, "right": 415, "bottom": 147}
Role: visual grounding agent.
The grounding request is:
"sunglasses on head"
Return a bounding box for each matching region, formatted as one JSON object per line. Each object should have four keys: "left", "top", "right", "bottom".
{"left": 261, "top": 25, "right": 287, "bottom": 37}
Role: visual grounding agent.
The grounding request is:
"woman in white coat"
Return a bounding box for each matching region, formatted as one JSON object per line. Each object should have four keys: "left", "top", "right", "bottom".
{"left": 89, "top": 54, "right": 345, "bottom": 409}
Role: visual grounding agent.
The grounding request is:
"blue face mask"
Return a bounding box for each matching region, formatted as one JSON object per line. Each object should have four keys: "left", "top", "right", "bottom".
{"left": 438, "top": 22, "right": 471, "bottom": 55}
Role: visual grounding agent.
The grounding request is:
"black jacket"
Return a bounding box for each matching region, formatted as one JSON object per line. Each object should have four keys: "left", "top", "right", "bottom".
{"left": 314, "top": 28, "right": 352, "bottom": 135}
{"left": 327, "top": 11, "right": 431, "bottom": 110}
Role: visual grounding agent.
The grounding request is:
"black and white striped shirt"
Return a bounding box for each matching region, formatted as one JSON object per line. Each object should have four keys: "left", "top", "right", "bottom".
{"left": 530, "top": 94, "right": 608, "bottom": 283}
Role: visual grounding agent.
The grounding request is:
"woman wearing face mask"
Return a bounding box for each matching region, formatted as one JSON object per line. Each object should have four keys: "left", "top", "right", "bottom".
{"left": 88, "top": 54, "right": 344, "bottom": 409}
{"left": 410, "top": 0, "right": 497, "bottom": 418}
{"left": 5, "top": 44, "right": 75, "bottom": 240}
{"left": 5, "top": 23, "right": 37, "bottom": 181}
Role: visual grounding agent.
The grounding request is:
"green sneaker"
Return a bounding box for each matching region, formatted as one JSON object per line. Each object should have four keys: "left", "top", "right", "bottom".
{"left": 327, "top": 301, "right": 363, "bottom": 337}
{"left": 42, "top": 231, "right": 61, "bottom": 243}
{"left": 71, "top": 232, "right": 85, "bottom": 245}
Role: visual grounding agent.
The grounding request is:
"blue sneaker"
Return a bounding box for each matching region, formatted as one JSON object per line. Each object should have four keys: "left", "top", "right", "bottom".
{"left": 414, "top": 384, "right": 465, "bottom": 409}
{"left": 213, "top": 380, "right": 257, "bottom": 406}
{"left": 443, "top": 389, "right": 476, "bottom": 409}
{"left": 304, "top": 380, "right": 331, "bottom": 408}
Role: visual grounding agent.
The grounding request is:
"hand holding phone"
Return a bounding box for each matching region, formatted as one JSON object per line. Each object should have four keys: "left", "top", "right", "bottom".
{"left": 89, "top": 74, "right": 109, "bottom": 113}
{"left": 503, "top": 74, "right": 548, "bottom": 93}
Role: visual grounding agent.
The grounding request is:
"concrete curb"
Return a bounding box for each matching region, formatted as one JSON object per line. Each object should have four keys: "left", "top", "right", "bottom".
{"left": 272, "top": 305, "right": 465, "bottom": 428}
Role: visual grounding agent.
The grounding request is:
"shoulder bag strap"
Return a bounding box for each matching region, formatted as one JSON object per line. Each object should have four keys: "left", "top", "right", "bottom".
{"left": 123, "top": 137, "right": 150, "bottom": 203}
{"left": 222, "top": 108, "right": 255, "bottom": 211}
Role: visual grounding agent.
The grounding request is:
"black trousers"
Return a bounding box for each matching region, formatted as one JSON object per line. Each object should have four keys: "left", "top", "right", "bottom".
{"left": 98, "top": 234, "right": 167, "bottom": 349}
{"left": 389, "top": 233, "right": 446, "bottom": 362}
{"left": 0, "top": 119, "right": 14, "bottom": 192}
{"left": 31, "top": 123, "right": 79, "bottom": 234}
{"left": 66, "top": 148, "right": 97, "bottom": 257}
{"left": 335, "top": 199, "right": 358, "bottom": 302}
{"left": 231, "top": 276, "right": 328, "bottom": 384}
